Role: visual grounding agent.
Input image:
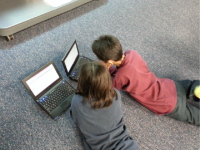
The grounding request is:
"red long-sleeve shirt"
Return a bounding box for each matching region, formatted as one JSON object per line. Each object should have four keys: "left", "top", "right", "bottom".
{"left": 110, "top": 50, "right": 177, "bottom": 115}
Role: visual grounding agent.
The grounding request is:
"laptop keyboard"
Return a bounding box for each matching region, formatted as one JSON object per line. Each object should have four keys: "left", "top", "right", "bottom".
{"left": 38, "top": 80, "right": 74, "bottom": 113}
{"left": 71, "top": 57, "right": 91, "bottom": 80}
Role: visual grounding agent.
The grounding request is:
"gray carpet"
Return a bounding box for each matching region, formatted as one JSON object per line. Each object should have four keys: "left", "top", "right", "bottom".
{"left": 0, "top": 0, "right": 199, "bottom": 149}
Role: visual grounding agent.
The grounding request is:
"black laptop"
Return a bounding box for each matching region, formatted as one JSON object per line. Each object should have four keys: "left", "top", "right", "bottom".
{"left": 22, "top": 61, "right": 75, "bottom": 120}
{"left": 62, "top": 40, "right": 92, "bottom": 81}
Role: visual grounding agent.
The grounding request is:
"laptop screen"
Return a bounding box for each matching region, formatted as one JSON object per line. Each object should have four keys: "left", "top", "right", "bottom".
{"left": 22, "top": 61, "right": 61, "bottom": 100}
{"left": 26, "top": 64, "right": 59, "bottom": 96}
{"left": 62, "top": 41, "right": 79, "bottom": 74}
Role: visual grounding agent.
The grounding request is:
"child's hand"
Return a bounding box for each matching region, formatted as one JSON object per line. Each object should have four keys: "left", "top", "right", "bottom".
{"left": 106, "top": 65, "right": 111, "bottom": 70}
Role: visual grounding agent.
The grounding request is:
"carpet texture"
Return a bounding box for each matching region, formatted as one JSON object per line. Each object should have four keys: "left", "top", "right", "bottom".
{"left": 0, "top": 0, "right": 199, "bottom": 149}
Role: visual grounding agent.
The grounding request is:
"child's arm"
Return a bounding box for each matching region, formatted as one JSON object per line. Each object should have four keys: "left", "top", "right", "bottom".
{"left": 109, "top": 66, "right": 117, "bottom": 76}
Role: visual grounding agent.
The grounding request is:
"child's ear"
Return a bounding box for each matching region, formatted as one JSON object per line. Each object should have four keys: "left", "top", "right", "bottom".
{"left": 108, "top": 60, "right": 114, "bottom": 66}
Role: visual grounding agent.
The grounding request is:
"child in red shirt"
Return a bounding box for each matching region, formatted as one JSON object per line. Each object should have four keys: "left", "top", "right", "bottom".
{"left": 92, "top": 35, "right": 199, "bottom": 126}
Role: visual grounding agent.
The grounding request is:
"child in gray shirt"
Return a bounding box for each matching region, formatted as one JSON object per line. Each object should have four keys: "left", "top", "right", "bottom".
{"left": 70, "top": 61, "right": 139, "bottom": 150}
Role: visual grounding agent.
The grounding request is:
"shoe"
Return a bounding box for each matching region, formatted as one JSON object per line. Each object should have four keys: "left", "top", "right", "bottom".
{"left": 187, "top": 92, "right": 200, "bottom": 109}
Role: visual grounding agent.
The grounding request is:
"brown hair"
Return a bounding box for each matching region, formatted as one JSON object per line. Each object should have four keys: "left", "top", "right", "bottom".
{"left": 92, "top": 35, "right": 123, "bottom": 63}
{"left": 76, "top": 61, "right": 117, "bottom": 108}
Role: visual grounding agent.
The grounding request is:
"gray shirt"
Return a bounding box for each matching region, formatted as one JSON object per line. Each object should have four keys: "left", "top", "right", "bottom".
{"left": 70, "top": 89, "right": 139, "bottom": 150}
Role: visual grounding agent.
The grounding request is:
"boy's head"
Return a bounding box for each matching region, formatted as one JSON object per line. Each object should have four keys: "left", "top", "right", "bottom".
{"left": 92, "top": 35, "right": 123, "bottom": 63}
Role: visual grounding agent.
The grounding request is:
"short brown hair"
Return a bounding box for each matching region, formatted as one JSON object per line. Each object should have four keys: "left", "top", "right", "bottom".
{"left": 76, "top": 61, "right": 117, "bottom": 108}
{"left": 92, "top": 35, "right": 123, "bottom": 63}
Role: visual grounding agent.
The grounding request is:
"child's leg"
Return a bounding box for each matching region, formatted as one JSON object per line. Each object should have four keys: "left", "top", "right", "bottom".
{"left": 179, "top": 80, "right": 200, "bottom": 109}
{"left": 166, "top": 81, "right": 200, "bottom": 126}
{"left": 186, "top": 80, "right": 199, "bottom": 109}
{"left": 188, "top": 80, "right": 200, "bottom": 109}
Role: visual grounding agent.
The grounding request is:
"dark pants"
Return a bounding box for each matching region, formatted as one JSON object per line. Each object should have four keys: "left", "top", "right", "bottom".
{"left": 166, "top": 80, "right": 200, "bottom": 126}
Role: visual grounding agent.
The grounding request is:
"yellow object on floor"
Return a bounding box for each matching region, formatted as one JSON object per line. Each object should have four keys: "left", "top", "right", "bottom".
{"left": 194, "top": 86, "right": 200, "bottom": 99}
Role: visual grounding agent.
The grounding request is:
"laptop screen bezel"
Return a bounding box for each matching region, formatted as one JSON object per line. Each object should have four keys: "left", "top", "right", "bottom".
{"left": 22, "top": 61, "right": 62, "bottom": 101}
{"left": 62, "top": 40, "right": 80, "bottom": 76}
